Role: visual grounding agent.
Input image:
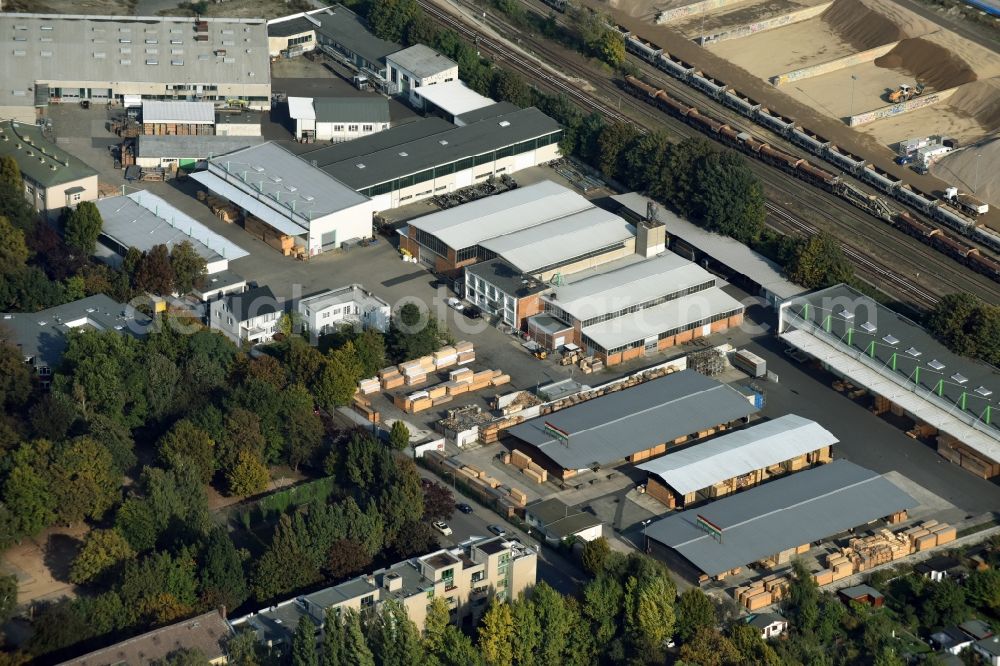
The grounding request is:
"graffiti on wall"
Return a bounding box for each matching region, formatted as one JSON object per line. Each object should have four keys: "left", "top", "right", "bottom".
{"left": 848, "top": 88, "right": 957, "bottom": 126}
{"left": 770, "top": 42, "right": 899, "bottom": 86}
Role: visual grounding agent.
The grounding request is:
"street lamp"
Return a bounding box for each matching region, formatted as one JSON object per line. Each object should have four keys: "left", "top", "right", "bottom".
{"left": 975, "top": 152, "right": 982, "bottom": 193}
{"left": 850, "top": 75, "right": 858, "bottom": 119}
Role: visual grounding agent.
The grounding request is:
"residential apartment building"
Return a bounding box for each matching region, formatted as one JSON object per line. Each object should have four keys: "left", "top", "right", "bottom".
{"left": 208, "top": 286, "right": 282, "bottom": 344}
{"left": 297, "top": 284, "right": 391, "bottom": 336}
{"left": 230, "top": 537, "right": 536, "bottom": 650}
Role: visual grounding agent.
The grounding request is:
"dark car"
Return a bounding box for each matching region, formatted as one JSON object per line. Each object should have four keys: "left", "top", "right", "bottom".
{"left": 457, "top": 503, "right": 473, "bottom": 514}
{"left": 463, "top": 306, "right": 483, "bottom": 320}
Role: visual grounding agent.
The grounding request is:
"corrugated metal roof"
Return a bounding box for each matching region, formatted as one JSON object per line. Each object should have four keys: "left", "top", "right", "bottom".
{"left": 507, "top": 369, "right": 759, "bottom": 470}
{"left": 546, "top": 252, "right": 715, "bottom": 321}
{"left": 313, "top": 4, "right": 401, "bottom": 65}
{"left": 413, "top": 80, "right": 494, "bottom": 116}
{"left": 644, "top": 460, "right": 916, "bottom": 576}
{"left": 581, "top": 288, "right": 745, "bottom": 351}
{"left": 312, "top": 97, "right": 390, "bottom": 123}
{"left": 612, "top": 192, "right": 805, "bottom": 301}
{"left": 191, "top": 171, "right": 307, "bottom": 237}
{"left": 636, "top": 414, "right": 839, "bottom": 495}
{"left": 288, "top": 96, "right": 316, "bottom": 121}
{"left": 781, "top": 283, "right": 1000, "bottom": 463}
{"left": 142, "top": 101, "right": 215, "bottom": 124}
{"left": 408, "top": 181, "right": 590, "bottom": 250}
{"left": 136, "top": 134, "right": 265, "bottom": 158}
{"left": 478, "top": 207, "right": 634, "bottom": 274}
{"left": 386, "top": 44, "right": 457, "bottom": 79}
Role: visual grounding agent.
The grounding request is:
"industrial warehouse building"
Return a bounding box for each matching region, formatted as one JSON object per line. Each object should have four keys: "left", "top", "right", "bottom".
{"left": 412, "top": 80, "right": 496, "bottom": 123}
{"left": 405, "top": 181, "right": 632, "bottom": 278}
{"left": 612, "top": 193, "right": 804, "bottom": 307}
{"left": 637, "top": 414, "right": 838, "bottom": 509}
{"left": 286, "top": 96, "right": 390, "bottom": 142}
{"left": 0, "top": 13, "right": 271, "bottom": 123}
{"left": 231, "top": 537, "right": 536, "bottom": 650}
{"left": 506, "top": 370, "right": 759, "bottom": 479}
{"left": 643, "top": 460, "right": 917, "bottom": 582}
{"left": 385, "top": 44, "right": 458, "bottom": 107}
{"left": 779, "top": 283, "right": 1000, "bottom": 479}
{"left": 94, "top": 190, "right": 248, "bottom": 277}
{"left": 0, "top": 120, "right": 98, "bottom": 213}
{"left": 302, "top": 107, "right": 562, "bottom": 211}
{"left": 191, "top": 142, "right": 376, "bottom": 256}
{"left": 133, "top": 135, "right": 265, "bottom": 169}
{"left": 534, "top": 252, "right": 745, "bottom": 365}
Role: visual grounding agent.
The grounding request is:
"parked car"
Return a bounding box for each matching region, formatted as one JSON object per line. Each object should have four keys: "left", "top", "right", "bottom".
{"left": 432, "top": 521, "right": 453, "bottom": 536}
{"left": 463, "top": 306, "right": 483, "bottom": 320}
{"left": 487, "top": 524, "right": 506, "bottom": 537}
{"left": 447, "top": 297, "right": 465, "bottom": 312}
{"left": 457, "top": 503, "right": 473, "bottom": 514}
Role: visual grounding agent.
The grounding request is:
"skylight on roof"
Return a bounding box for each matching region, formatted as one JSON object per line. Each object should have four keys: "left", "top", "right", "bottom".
{"left": 861, "top": 321, "right": 876, "bottom": 333}
{"left": 905, "top": 347, "right": 921, "bottom": 357}
{"left": 356, "top": 163, "right": 366, "bottom": 169}
{"left": 252, "top": 165, "right": 264, "bottom": 172}
{"left": 951, "top": 373, "right": 968, "bottom": 384}
{"left": 838, "top": 308, "right": 854, "bottom": 320}
{"left": 975, "top": 386, "right": 993, "bottom": 397}
{"left": 928, "top": 359, "right": 945, "bottom": 371}
{"left": 498, "top": 120, "right": 511, "bottom": 127}
{"left": 883, "top": 334, "right": 899, "bottom": 345}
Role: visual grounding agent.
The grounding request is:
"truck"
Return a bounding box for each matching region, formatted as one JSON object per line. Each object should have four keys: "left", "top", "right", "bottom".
{"left": 944, "top": 186, "right": 989, "bottom": 216}
{"left": 732, "top": 349, "right": 766, "bottom": 378}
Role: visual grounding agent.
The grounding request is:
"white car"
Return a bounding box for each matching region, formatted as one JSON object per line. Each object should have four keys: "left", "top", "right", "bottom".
{"left": 432, "top": 521, "right": 453, "bottom": 536}
{"left": 447, "top": 297, "right": 465, "bottom": 312}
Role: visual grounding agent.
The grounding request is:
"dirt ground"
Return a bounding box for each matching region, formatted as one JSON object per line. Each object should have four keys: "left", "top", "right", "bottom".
{"left": 3, "top": 0, "right": 136, "bottom": 12}
{"left": 783, "top": 61, "right": 916, "bottom": 120}
{"left": 671, "top": 0, "right": 824, "bottom": 38}
{"left": 707, "top": 15, "right": 856, "bottom": 78}
{"left": 1, "top": 525, "right": 88, "bottom": 607}
{"left": 932, "top": 136, "right": 1000, "bottom": 210}
{"left": 159, "top": 0, "right": 305, "bottom": 18}
{"left": 858, "top": 102, "right": 991, "bottom": 147}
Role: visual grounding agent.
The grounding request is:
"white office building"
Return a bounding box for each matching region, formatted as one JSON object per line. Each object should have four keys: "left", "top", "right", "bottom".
{"left": 297, "top": 284, "right": 391, "bottom": 337}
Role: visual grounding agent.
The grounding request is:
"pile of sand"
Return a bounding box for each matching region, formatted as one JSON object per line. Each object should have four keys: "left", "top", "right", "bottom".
{"left": 932, "top": 137, "right": 1000, "bottom": 211}
{"left": 947, "top": 78, "right": 1000, "bottom": 129}
{"left": 821, "top": 0, "right": 909, "bottom": 49}
{"left": 874, "top": 37, "right": 978, "bottom": 90}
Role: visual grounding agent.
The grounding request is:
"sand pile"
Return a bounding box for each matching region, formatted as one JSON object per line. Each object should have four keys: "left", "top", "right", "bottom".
{"left": 932, "top": 137, "right": 1000, "bottom": 211}
{"left": 947, "top": 78, "right": 1000, "bottom": 129}
{"left": 874, "top": 38, "right": 978, "bottom": 90}
{"left": 821, "top": 0, "right": 908, "bottom": 49}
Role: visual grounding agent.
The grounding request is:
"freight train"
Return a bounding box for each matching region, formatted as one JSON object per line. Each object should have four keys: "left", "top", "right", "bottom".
{"left": 619, "top": 29, "right": 1000, "bottom": 279}
{"left": 622, "top": 74, "right": 1000, "bottom": 284}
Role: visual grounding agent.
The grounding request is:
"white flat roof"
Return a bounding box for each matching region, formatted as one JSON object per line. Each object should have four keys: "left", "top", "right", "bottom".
{"left": 636, "top": 414, "right": 839, "bottom": 496}
{"left": 142, "top": 100, "right": 215, "bottom": 124}
{"left": 479, "top": 208, "right": 634, "bottom": 274}
{"left": 287, "top": 96, "right": 315, "bottom": 121}
{"left": 582, "top": 287, "right": 744, "bottom": 351}
{"left": 613, "top": 192, "right": 805, "bottom": 301}
{"left": 190, "top": 171, "right": 307, "bottom": 237}
{"left": 386, "top": 44, "right": 457, "bottom": 78}
{"left": 413, "top": 80, "right": 495, "bottom": 117}
{"left": 782, "top": 328, "right": 1000, "bottom": 464}
{"left": 548, "top": 252, "right": 716, "bottom": 321}
{"left": 408, "top": 181, "right": 591, "bottom": 250}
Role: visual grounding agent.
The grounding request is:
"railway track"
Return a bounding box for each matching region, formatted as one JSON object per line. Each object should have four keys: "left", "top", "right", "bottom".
{"left": 417, "top": 0, "right": 999, "bottom": 307}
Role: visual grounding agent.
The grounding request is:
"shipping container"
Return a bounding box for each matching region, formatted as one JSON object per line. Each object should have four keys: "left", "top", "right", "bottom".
{"left": 732, "top": 349, "right": 766, "bottom": 377}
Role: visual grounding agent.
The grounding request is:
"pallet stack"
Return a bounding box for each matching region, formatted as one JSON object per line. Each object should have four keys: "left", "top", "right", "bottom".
{"left": 391, "top": 368, "right": 505, "bottom": 413}
{"left": 735, "top": 580, "right": 773, "bottom": 611}
{"left": 825, "top": 553, "right": 855, "bottom": 582}
{"left": 478, "top": 415, "right": 523, "bottom": 444}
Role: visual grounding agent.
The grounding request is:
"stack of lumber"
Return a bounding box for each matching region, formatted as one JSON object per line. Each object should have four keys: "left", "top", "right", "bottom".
{"left": 825, "top": 553, "right": 854, "bottom": 582}
{"left": 842, "top": 530, "right": 911, "bottom": 571}
{"left": 392, "top": 369, "right": 504, "bottom": 413}
{"left": 378, "top": 366, "right": 404, "bottom": 390}
{"left": 358, "top": 377, "right": 380, "bottom": 395}
{"left": 507, "top": 448, "right": 548, "bottom": 484}
{"left": 433, "top": 346, "right": 457, "bottom": 369}
{"left": 243, "top": 215, "right": 294, "bottom": 254}
{"left": 735, "top": 580, "right": 772, "bottom": 611}
{"left": 352, "top": 395, "right": 379, "bottom": 423}
{"left": 456, "top": 340, "right": 474, "bottom": 365}
{"left": 478, "top": 415, "right": 523, "bottom": 444}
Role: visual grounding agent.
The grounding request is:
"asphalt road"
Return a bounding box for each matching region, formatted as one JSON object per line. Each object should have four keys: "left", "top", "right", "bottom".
{"left": 888, "top": 0, "right": 1000, "bottom": 55}
{"left": 416, "top": 469, "right": 586, "bottom": 596}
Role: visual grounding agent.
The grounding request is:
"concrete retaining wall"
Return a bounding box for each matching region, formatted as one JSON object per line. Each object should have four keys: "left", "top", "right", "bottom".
{"left": 848, "top": 86, "right": 957, "bottom": 126}
{"left": 657, "top": 0, "right": 739, "bottom": 23}
{"left": 770, "top": 42, "right": 899, "bottom": 86}
{"left": 697, "top": 2, "right": 831, "bottom": 46}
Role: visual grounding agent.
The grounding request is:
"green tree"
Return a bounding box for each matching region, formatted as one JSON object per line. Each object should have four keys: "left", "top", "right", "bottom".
{"left": 0, "top": 216, "right": 29, "bottom": 276}
{"left": 343, "top": 609, "right": 375, "bottom": 666}
{"left": 136, "top": 244, "right": 175, "bottom": 295}
{"left": 118, "top": 550, "right": 199, "bottom": 625}
{"left": 369, "top": 600, "right": 424, "bottom": 666}
{"left": 226, "top": 448, "right": 269, "bottom": 497}
{"left": 596, "top": 123, "right": 640, "bottom": 181}
{"left": 199, "top": 527, "right": 248, "bottom": 610}
{"left": 322, "top": 607, "right": 346, "bottom": 666}
{"left": 691, "top": 150, "right": 765, "bottom": 243}
{"left": 678, "top": 627, "right": 740, "bottom": 666}
{"left": 581, "top": 536, "right": 611, "bottom": 577}
{"left": 0, "top": 156, "right": 23, "bottom": 193}
{"left": 965, "top": 568, "right": 1000, "bottom": 613}
{"left": 325, "top": 538, "right": 372, "bottom": 579}
{"left": 511, "top": 595, "right": 541, "bottom": 666}
{"left": 479, "top": 600, "right": 514, "bottom": 666}
{"left": 423, "top": 596, "right": 450, "bottom": 654}
{"left": 153, "top": 648, "right": 211, "bottom": 666}
{"left": 729, "top": 623, "right": 780, "bottom": 665}
{"left": 921, "top": 580, "right": 966, "bottom": 630}
{"left": 0, "top": 574, "right": 17, "bottom": 624}
{"left": 786, "top": 559, "right": 819, "bottom": 633}
{"left": 368, "top": 0, "right": 418, "bottom": 42}
{"left": 283, "top": 383, "right": 323, "bottom": 471}
{"left": 0, "top": 340, "right": 32, "bottom": 411}
{"left": 592, "top": 28, "right": 625, "bottom": 66}
{"left": 51, "top": 436, "right": 120, "bottom": 525}
{"left": 292, "top": 615, "right": 318, "bottom": 666}
{"left": 387, "top": 303, "right": 447, "bottom": 362}
{"left": 785, "top": 232, "right": 853, "bottom": 289}
{"left": 624, "top": 572, "right": 675, "bottom": 653}
{"left": 252, "top": 514, "right": 322, "bottom": 602}
{"left": 170, "top": 240, "right": 207, "bottom": 295}
{"left": 314, "top": 343, "right": 363, "bottom": 410}
{"left": 438, "top": 626, "right": 484, "bottom": 666}
{"left": 582, "top": 574, "right": 622, "bottom": 647}
{"left": 926, "top": 293, "right": 1000, "bottom": 364}
{"left": 676, "top": 588, "right": 716, "bottom": 644}
{"left": 63, "top": 201, "right": 103, "bottom": 256}
{"left": 3, "top": 446, "right": 55, "bottom": 536}
{"left": 491, "top": 70, "right": 533, "bottom": 108}
{"left": 389, "top": 420, "right": 410, "bottom": 450}
{"left": 353, "top": 328, "right": 386, "bottom": 377}
{"left": 227, "top": 630, "right": 264, "bottom": 666}
{"left": 158, "top": 420, "right": 216, "bottom": 484}
{"left": 70, "top": 528, "right": 135, "bottom": 584}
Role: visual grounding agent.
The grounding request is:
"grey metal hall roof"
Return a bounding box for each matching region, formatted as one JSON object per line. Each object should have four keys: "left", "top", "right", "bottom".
{"left": 643, "top": 460, "right": 917, "bottom": 576}
{"left": 301, "top": 117, "right": 453, "bottom": 166}
{"left": 267, "top": 15, "right": 315, "bottom": 38}
{"left": 637, "top": 414, "right": 839, "bottom": 496}
{"left": 312, "top": 107, "right": 562, "bottom": 191}
{"left": 313, "top": 4, "right": 401, "bottom": 65}
{"left": 386, "top": 44, "right": 457, "bottom": 78}
{"left": 141, "top": 100, "right": 215, "bottom": 125}
{"left": 0, "top": 120, "right": 97, "bottom": 188}
{"left": 312, "top": 97, "right": 390, "bottom": 123}
{"left": 136, "top": 134, "right": 265, "bottom": 159}
{"left": 507, "top": 369, "right": 759, "bottom": 470}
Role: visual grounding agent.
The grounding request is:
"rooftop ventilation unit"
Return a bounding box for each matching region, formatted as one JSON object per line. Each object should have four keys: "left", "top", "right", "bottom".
{"left": 838, "top": 308, "right": 854, "bottom": 320}
{"left": 498, "top": 120, "right": 510, "bottom": 127}
{"left": 398, "top": 151, "right": 408, "bottom": 157}
{"left": 860, "top": 321, "right": 876, "bottom": 333}
{"left": 356, "top": 163, "right": 365, "bottom": 169}
{"left": 975, "top": 386, "right": 992, "bottom": 397}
